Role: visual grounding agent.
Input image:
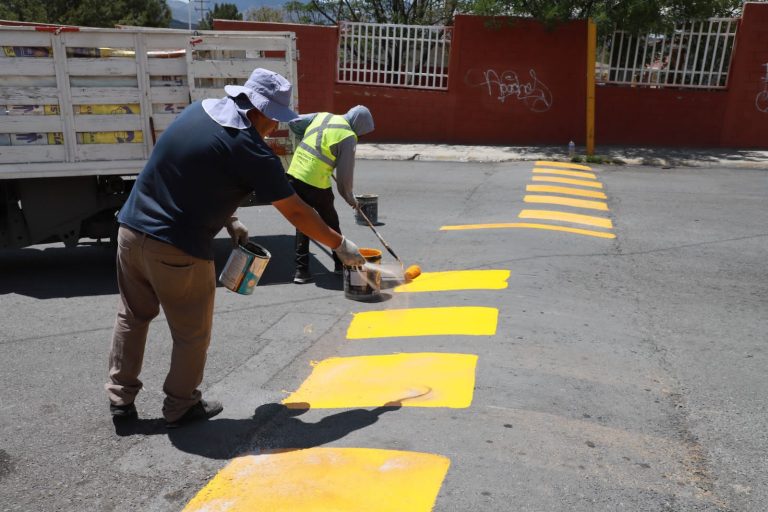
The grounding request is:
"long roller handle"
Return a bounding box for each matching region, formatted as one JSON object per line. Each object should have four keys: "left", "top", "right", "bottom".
{"left": 355, "top": 203, "right": 401, "bottom": 264}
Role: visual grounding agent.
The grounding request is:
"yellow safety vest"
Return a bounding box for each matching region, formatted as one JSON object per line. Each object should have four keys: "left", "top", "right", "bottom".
{"left": 287, "top": 113, "right": 357, "bottom": 189}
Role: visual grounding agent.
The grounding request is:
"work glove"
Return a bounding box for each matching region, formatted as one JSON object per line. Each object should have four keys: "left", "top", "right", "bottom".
{"left": 333, "top": 236, "right": 366, "bottom": 267}
{"left": 226, "top": 218, "right": 249, "bottom": 247}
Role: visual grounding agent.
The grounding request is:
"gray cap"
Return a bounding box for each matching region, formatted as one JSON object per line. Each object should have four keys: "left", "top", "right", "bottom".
{"left": 224, "top": 68, "right": 298, "bottom": 122}
{"left": 343, "top": 105, "right": 374, "bottom": 136}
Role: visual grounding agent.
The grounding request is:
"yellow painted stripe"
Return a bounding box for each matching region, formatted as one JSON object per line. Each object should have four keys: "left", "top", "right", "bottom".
{"left": 182, "top": 448, "right": 451, "bottom": 512}
{"left": 524, "top": 195, "right": 608, "bottom": 211}
{"left": 440, "top": 222, "right": 615, "bottom": 238}
{"left": 533, "top": 168, "right": 597, "bottom": 179}
{"left": 526, "top": 184, "right": 607, "bottom": 199}
{"left": 532, "top": 176, "right": 603, "bottom": 189}
{"left": 394, "top": 270, "right": 510, "bottom": 293}
{"left": 347, "top": 306, "right": 498, "bottom": 339}
{"left": 283, "top": 353, "right": 479, "bottom": 408}
{"left": 535, "top": 160, "right": 592, "bottom": 171}
{"left": 519, "top": 209, "right": 613, "bottom": 228}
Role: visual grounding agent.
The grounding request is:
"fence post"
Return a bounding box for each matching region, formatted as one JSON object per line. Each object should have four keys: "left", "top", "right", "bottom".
{"left": 586, "top": 19, "right": 596, "bottom": 156}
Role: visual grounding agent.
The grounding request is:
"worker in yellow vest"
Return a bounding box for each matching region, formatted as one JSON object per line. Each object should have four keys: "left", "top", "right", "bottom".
{"left": 287, "top": 105, "right": 374, "bottom": 284}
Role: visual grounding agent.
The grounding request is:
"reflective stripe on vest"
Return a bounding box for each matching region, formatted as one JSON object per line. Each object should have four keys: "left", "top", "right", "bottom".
{"left": 287, "top": 113, "right": 356, "bottom": 189}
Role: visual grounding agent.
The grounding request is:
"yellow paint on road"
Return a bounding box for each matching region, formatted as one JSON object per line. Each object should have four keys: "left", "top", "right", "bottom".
{"left": 347, "top": 306, "right": 498, "bottom": 339}
{"left": 523, "top": 195, "right": 608, "bottom": 211}
{"left": 394, "top": 270, "right": 510, "bottom": 293}
{"left": 526, "top": 184, "right": 607, "bottom": 199}
{"left": 519, "top": 209, "right": 613, "bottom": 228}
{"left": 532, "top": 176, "right": 603, "bottom": 189}
{"left": 182, "top": 447, "right": 451, "bottom": 512}
{"left": 533, "top": 168, "right": 597, "bottom": 179}
{"left": 440, "top": 222, "right": 615, "bottom": 238}
{"left": 535, "top": 160, "right": 593, "bottom": 171}
{"left": 282, "top": 353, "right": 479, "bottom": 408}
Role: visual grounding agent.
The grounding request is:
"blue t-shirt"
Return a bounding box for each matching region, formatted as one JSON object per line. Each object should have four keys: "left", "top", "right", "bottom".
{"left": 118, "top": 101, "right": 293, "bottom": 260}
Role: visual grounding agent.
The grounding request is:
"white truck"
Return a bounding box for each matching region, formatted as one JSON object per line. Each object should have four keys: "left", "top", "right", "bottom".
{"left": 0, "top": 23, "right": 297, "bottom": 249}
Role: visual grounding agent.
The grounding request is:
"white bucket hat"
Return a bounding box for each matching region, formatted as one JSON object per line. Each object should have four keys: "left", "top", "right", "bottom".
{"left": 224, "top": 68, "right": 298, "bottom": 122}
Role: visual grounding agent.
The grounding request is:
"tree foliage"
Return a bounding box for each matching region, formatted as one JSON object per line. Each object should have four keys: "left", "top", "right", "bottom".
{"left": 245, "top": 6, "right": 285, "bottom": 22}
{"left": 466, "top": 0, "right": 749, "bottom": 35}
{"left": 285, "top": 0, "right": 461, "bottom": 25}
{"left": 198, "top": 2, "right": 242, "bottom": 29}
{"left": 279, "top": 0, "right": 758, "bottom": 31}
{"left": 0, "top": 0, "right": 171, "bottom": 28}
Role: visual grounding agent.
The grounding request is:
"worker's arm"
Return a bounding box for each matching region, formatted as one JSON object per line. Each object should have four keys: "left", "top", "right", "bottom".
{"left": 272, "top": 193, "right": 364, "bottom": 265}
{"left": 332, "top": 137, "right": 358, "bottom": 208}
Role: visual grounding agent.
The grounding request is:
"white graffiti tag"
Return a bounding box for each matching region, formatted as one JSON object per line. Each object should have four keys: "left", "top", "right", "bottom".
{"left": 756, "top": 63, "right": 768, "bottom": 113}
{"left": 468, "top": 69, "right": 553, "bottom": 112}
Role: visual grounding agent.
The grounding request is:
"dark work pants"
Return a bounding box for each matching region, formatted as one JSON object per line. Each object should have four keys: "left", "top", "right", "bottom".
{"left": 287, "top": 176, "right": 342, "bottom": 272}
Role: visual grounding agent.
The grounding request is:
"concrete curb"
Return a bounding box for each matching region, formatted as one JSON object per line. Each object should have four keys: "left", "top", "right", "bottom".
{"left": 356, "top": 144, "right": 768, "bottom": 170}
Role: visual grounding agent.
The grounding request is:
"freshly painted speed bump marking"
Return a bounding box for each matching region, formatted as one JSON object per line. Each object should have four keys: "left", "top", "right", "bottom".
{"left": 282, "top": 353, "right": 479, "bottom": 408}
{"left": 519, "top": 209, "right": 613, "bottom": 228}
{"left": 394, "top": 270, "right": 510, "bottom": 293}
{"left": 439, "top": 222, "right": 615, "bottom": 238}
{"left": 523, "top": 195, "right": 608, "bottom": 211}
{"left": 347, "top": 306, "right": 498, "bottom": 339}
{"left": 182, "top": 447, "right": 451, "bottom": 512}
{"left": 535, "top": 160, "right": 593, "bottom": 171}
{"left": 533, "top": 168, "right": 597, "bottom": 179}
{"left": 532, "top": 176, "right": 603, "bottom": 188}
{"left": 526, "top": 184, "right": 607, "bottom": 199}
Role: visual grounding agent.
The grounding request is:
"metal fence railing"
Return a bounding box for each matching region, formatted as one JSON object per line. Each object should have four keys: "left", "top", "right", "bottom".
{"left": 337, "top": 21, "right": 452, "bottom": 90}
{"left": 598, "top": 17, "right": 739, "bottom": 89}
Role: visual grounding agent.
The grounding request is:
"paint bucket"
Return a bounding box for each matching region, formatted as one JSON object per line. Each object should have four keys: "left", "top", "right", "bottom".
{"left": 343, "top": 248, "right": 382, "bottom": 301}
{"left": 355, "top": 194, "right": 378, "bottom": 225}
{"left": 219, "top": 242, "right": 271, "bottom": 295}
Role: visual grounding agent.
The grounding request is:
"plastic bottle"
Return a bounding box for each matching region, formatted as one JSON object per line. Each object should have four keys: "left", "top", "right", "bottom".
{"left": 568, "top": 140, "right": 575, "bottom": 158}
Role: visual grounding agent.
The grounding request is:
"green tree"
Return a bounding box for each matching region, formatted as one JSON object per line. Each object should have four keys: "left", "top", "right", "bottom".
{"left": 245, "top": 6, "right": 285, "bottom": 22}
{"left": 0, "top": 0, "right": 46, "bottom": 22}
{"left": 466, "top": 0, "right": 749, "bottom": 35}
{"left": 198, "top": 2, "right": 242, "bottom": 29}
{"left": 284, "top": 0, "right": 460, "bottom": 25}
{"left": 0, "top": 0, "right": 171, "bottom": 28}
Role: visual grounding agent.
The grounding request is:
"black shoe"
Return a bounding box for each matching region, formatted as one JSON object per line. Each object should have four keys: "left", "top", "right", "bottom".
{"left": 110, "top": 402, "right": 137, "bottom": 418}
{"left": 166, "top": 399, "right": 223, "bottom": 429}
{"left": 293, "top": 269, "right": 314, "bottom": 284}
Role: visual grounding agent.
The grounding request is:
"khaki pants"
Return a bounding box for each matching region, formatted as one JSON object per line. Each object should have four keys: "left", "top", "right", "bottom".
{"left": 106, "top": 226, "right": 215, "bottom": 422}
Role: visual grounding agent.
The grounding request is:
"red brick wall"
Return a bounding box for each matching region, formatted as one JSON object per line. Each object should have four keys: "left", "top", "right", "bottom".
{"left": 217, "top": 5, "right": 768, "bottom": 149}
{"left": 720, "top": 2, "right": 768, "bottom": 148}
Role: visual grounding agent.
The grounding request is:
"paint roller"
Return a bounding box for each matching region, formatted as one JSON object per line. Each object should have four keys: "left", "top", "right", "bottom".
{"left": 335, "top": 177, "right": 421, "bottom": 281}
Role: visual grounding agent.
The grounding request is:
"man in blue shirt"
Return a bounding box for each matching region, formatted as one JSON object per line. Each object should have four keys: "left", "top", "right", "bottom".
{"left": 106, "top": 68, "right": 365, "bottom": 428}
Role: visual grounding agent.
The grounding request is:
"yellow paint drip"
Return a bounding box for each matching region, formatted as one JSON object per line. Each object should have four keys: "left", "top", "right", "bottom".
{"left": 283, "top": 353, "right": 479, "bottom": 408}
{"left": 535, "top": 160, "right": 593, "bottom": 171}
{"left": 523, "top": 195, "right": 608, "bottom": 211}
{"left": 439, "top": 222, "right": 616, "bottom": 238}
{"left": 533, "top": 168, "right": 597, "bottom": 179}
{"left": 519, "top": 209, "right": 613, "bottom": 228}
{"left": 394, "top": 270, "right": 510, "bottom": 293}
{"left": 182, "top": 447, "right": 451, "bottom": 512}
{"left": 532, "top": 176, "right": 603, "bottom": 189}
{"left": 346, "top": 306, "right": 498, "bottom": 339}
{"left": 526, "top": 184, "right": 607, "bottom": 199}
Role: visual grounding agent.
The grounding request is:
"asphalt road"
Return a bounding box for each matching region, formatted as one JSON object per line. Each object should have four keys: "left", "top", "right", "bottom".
{"left": 0, "top": 160, "right": 766, "bottom": 512}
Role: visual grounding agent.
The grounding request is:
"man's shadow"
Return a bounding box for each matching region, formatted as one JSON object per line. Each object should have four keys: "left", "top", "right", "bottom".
{"left": 112, "top": 402, "right": 402, "bottom": 459}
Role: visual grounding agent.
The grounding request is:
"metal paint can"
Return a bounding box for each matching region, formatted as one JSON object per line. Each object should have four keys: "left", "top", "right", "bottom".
{"left": 343, "top": 248, "right": 382, "bottom": 301}
{"left": 354, "top": 194, "right": 378, "bottom": 225}
{"left": 219, "top": 242, "right": 271, "bottom": 295}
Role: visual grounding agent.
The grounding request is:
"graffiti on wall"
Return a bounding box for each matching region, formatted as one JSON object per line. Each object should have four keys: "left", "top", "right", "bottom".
{"left": 756, "top": 64, "right": 768, "bottom": 113}
{"left": 466, "top": 69, "right": 553, "bottom": 112}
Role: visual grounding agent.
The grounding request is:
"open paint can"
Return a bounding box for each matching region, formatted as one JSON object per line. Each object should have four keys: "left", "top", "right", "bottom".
{"left": 219, "top": 242, "right": 271, "bottom": 295}
{"left": 343, "top": 248, "right": 382, "bottom": 301}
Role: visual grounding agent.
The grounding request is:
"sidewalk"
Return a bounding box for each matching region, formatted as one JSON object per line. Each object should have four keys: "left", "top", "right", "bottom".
{"left": 356, "top": 143, "right": 768, "bottom": 169}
